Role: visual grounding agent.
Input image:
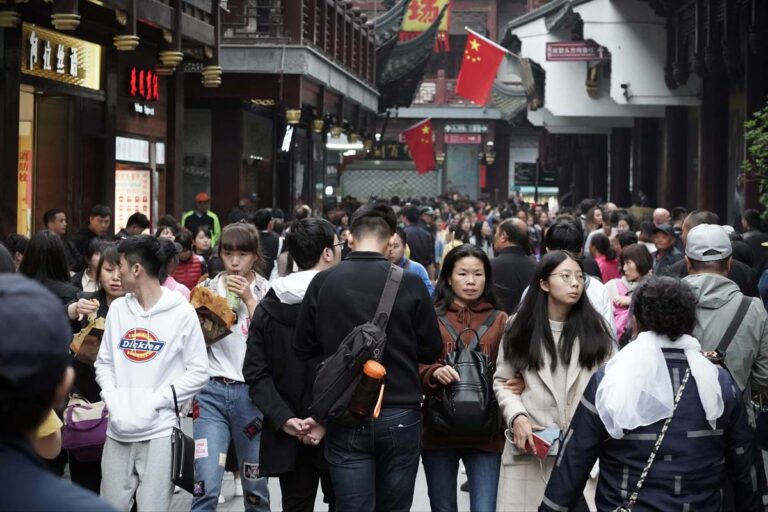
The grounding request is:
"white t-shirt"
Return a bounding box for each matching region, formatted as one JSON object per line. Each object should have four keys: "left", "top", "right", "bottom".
{"left": 202, "top": 271, "right": 270, "bottom": 382}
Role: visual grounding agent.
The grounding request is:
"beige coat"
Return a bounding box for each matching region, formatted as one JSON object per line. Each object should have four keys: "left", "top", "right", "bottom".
{"left": 493, "top": 333, "right": 603, "bottom": 512}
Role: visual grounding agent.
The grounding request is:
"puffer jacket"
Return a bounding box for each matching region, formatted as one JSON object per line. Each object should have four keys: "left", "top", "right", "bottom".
{"left": 683, "top": 273, "right": 768, "bottom": 394}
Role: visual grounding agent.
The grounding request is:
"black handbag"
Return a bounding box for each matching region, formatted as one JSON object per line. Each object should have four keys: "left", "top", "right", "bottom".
{"left": 171, "top": 385, "right": 195, "bottom": 494}
{"left": 425, "top": 311, "right": 501, "bottom": 437}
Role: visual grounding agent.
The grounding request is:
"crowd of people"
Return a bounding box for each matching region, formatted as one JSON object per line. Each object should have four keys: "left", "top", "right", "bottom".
{"left": 2, "top": 192, "right": 768, "bottom": 512}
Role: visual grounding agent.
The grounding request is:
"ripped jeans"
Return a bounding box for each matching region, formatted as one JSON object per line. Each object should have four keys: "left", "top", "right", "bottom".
{"left": 191, "top": 379, "right": 270, "bottom": 512}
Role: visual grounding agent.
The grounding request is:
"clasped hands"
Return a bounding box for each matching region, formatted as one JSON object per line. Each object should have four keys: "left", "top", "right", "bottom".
{"left": 281, "top": 417, "right": 325, "bottom": 446}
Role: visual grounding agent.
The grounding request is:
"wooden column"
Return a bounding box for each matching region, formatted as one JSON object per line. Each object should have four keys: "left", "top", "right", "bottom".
{"left": 609, "top": 128, "right": 632, "bottom": 207}
{"left": 659, "top": 108, "right": 686, "bottom": 209}
{"left": 0, "top": 26, "right": 20, "bottom": 239}
{"left": 166, "top": 67, "right": 184, "bottom": 218}
{"left": 698, "top": 73, "right": 729, "bottom": 218}
{"left": 211, "top": 107, "right": 242, "bottom": 215}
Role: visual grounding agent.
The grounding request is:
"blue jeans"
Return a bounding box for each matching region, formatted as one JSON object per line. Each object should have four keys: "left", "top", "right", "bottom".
{"left": 325, "top": 408, "right": 422, "bottom": 512}
{"left": 191, "top": 380, "right": 269, "bottom": 512}
{"left": 422, "top": 447, "right": 501, "bottom": 512}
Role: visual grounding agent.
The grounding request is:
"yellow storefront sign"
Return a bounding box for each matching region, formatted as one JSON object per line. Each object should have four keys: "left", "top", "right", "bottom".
{"left": 21, "top": 23, "right": 102, "bottom": 90}
{"left": 401, "top": 0, "right": 450, "bottom": 32}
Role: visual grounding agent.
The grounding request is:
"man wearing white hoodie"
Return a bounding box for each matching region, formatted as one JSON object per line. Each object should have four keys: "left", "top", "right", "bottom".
{"left": 95, "top": 235, "right": 209, "bottom": 511}
{"left": 243, "top": 218, "right": 341, "bottom": 511}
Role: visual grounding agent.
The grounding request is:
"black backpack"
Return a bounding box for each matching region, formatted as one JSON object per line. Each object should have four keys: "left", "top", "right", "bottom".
{"left": 308, "top": 265, "right": 403, "bottom": 424}
{"left": 425, "top": 310, "right": 501, "bottom": 437}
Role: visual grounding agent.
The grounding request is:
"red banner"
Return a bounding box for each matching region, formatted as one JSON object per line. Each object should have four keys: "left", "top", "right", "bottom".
{"left": 455, "top": 30, "right": 507, "bottom": 106}
{"left": 402, "top": 119, "right": 436, "bottom": 175}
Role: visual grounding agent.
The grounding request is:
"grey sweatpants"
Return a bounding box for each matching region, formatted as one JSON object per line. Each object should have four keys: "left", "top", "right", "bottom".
{"left": 100, "top": 436, "right": 173, "bottom": 511}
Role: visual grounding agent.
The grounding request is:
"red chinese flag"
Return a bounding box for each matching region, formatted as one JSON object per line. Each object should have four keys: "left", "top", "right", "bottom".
{"left": 402, "top": 119, "right": 436, "bottom": 175}
{"left": 455, "top": 30, "right": 507, "bottom": 106}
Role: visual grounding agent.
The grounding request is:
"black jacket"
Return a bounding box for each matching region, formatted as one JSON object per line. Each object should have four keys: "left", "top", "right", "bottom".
{"left": 582, "top": 255, "right": 603, "bottom": 282}
{"left": 294, "top": 252, "right": 442, "bottom": 410}
{"left": 744, "top": 230, "right": 768, "bottom": 273}
{"left": 404, "top": 223, "right": 435, "bottom": 268}
{"left": 664, "top": 257, "right": 759, "bottom": 297}
{"left": 259, "top": 231, "right": 280, "bottom": 278}
{"left": 243, "top": 288, "right": 322, "bottom": 476}
{"left": 541, "top": 350, "right": 762, "bottom": 512}
{"left": 490, "top": 246, "right": 537, "bottom": 314}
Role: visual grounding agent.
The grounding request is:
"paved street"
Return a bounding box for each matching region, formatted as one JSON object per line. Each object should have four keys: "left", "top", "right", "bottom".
{"left": 169, "top": 418, "right": 471, "bottom": 512}
{"left": 170, "top": 464, "right": 470, "bottom": 512}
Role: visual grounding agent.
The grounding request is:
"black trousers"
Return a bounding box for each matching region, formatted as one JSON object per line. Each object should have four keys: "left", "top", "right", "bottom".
{"left": 278, "top": 445, "right": 335, "bottom": 512}
{"left": 69, "top": 455, "right": 102, "bottom": 495}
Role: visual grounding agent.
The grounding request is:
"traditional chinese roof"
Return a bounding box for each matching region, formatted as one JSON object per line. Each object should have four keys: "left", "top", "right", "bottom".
{"left": 373, "top": 0, "right": 411, "bottom": 48}
{"left": 490, "top": 82, "right": 528, "bottom": 123}
{"left": 376, "top": 4, "right": 447, "bottom": 111}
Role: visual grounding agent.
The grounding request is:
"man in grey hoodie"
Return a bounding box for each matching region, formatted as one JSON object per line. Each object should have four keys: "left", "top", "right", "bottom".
{"left": 683, "top": 224, "right": 768, "bottom": 395}
{"left": 243, "top": 218, "right": 341, "bottom": 512}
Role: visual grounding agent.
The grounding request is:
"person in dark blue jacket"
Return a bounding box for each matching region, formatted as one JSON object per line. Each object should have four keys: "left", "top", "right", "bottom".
{"left": 540, "top": 276, "right": 763, "bottom": 512}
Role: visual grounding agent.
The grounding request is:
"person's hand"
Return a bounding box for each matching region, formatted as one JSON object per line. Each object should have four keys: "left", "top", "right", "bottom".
{"left": 69, "top": 298, "right": 99, "bottom": 320}
{"left": 503, "top": 373, "right": 525, "bottom": 394}
{"left": 226, "top": 274, "right": 254, "bottom": 302}
{"left": 281, "top": 418, "right": 309, "bottom": 438}
{"left": 432, "top": 365, "right": 461, "bottom": 386}
{"left": 511, "top": 415, "right": 543, "bottom": 453}
{"left": 299, "top": 418, "right": 326, "bottom": 446}
{"left": 613, "top": 296, "right": 631, "bottom": 307}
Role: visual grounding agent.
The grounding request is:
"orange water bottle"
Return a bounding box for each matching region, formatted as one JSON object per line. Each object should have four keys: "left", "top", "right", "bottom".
{"left": 348, "top": 360, "right": 386, "bottom": 417}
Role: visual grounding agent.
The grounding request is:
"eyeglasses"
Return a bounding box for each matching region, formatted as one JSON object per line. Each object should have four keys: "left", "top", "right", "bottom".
{"left": 549, "top": 271, "right": 585, "bottom": 284}
{"left": 332, "top": 241, "right": 346, "bottom": 248}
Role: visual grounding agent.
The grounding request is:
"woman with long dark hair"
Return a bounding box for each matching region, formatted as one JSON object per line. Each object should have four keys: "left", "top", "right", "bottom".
{"left": 421, "top": 244, "right": 508, "bottom": 512}
{"left": 494, "top": 250, "right": 614, "bottom": 511}
{"left": 19, "top": 230, "right": 78, "bottom": 305}
{"left": 470, "top": 220, "right": 493, "bottom": 256}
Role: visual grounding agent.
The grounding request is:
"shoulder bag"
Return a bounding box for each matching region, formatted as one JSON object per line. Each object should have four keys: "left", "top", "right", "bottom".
{"left": 614, "top": 368, "right": 691, "bottom": 512}
{"left": 171, "top": 385, "right": 195, "bottom": 494}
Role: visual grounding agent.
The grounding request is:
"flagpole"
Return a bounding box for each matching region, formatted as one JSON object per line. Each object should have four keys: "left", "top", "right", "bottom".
{"left": 464, "top": 27, "right": 523, "bottom": 60}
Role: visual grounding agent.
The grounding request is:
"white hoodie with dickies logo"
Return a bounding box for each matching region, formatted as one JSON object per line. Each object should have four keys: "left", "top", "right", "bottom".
{"left": 95, "top": 287, "right": 209, "bottom": 443}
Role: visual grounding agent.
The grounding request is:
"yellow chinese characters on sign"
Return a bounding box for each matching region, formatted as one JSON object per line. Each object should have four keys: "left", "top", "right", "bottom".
{"left": 21, "top": 23, "right": 102, "bottom": 91}
{"left": 401, "top": 0, "right": 450, "bottom": 32}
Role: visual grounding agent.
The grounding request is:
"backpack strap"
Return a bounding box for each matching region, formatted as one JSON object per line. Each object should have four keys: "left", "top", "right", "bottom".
{"left": 475, "top": 310, "right": 501, "bottom": 341}
{"left": 373, "top": 265, "right": 404, "bottom": 329}
{"left": 716, "top": 296, "right": 752, "bottom": 358}
{"left": 438, "top": 316, "right": 460, "bottom": 341}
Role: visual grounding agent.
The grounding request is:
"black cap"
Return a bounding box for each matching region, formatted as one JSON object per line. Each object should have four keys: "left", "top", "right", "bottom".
{"left": 0, "top": 275, "right": 72, "bottom": 394}
{"left": 652, "top": 223, "right": 675, "bottom": 237}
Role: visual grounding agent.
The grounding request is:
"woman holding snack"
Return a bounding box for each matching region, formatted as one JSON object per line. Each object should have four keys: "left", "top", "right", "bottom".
{"left": 494, "top": 251, "right": 614, "bottom": 511}
{"left": 65, "top": 243, "right": 123, "bottom": 493}
{"left": 192, "top": 222, "right": 271, "bottom": 511}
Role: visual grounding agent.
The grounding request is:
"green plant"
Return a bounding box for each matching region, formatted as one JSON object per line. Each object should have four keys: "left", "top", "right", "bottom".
{"left": 744, "top": 99, "right": 768, "bottom": 214}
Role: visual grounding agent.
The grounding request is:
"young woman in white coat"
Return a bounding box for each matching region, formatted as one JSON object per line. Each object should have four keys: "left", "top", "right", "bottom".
{"left": 494, "top": 250, "right": 614, "bottom": 511}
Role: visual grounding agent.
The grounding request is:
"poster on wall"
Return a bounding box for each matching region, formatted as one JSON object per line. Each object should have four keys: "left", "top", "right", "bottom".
{"left": 115, "top": 169, "right": 151, "bottom": 230}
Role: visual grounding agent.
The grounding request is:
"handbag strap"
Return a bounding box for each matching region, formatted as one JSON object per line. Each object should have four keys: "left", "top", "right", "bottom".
{"left": 622, "top": 368, "right": 691, "bottom": 511}
{"left": 372, "top": 265, "right": 404, "bottom": 329}
{"left": 171, "top": 385, "right": 181, "bottom": 430}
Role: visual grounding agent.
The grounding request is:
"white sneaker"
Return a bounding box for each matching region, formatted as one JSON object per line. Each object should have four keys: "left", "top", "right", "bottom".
{"left": 234, "top": 479, "right": 243, "bottom": 497}
{"left": 218, "top": 494, "right": 225, "bottom": 504}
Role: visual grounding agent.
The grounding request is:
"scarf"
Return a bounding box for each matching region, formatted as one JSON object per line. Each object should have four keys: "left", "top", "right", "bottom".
{"left": 595, "top": 331, "right": 723, "bottom": 439}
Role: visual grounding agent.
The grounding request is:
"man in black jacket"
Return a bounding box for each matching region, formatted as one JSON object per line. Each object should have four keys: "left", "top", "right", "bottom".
{"left": 662, "top": 210, "right": 759, "bottom": 297}
{"left": 253, "top": 208, "right": 280, "bottom": 278}
{"left": 294, "top": 203, "right": 442, "bottom": 512}
{"left": 243, "top": 218, "right": 341, "bottom": 512}
{"left": 491, "top": 218, "right": 536, "bottom": 314}
{"left": 70, "top": 204, "right": 112, "bottom": 272}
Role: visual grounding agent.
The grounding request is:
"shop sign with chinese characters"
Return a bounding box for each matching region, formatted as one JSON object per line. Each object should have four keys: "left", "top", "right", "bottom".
{"left": 129, "top": 67, "right": 159, "bottom": 116}
{"left": 546, "top": 42, "right": 610, "bottom": 62}
{"left": 115, "top": 169, "right": 151, "bottom": 230}
{"left": 21, "top": 23, "right": 102, "bottom": 90}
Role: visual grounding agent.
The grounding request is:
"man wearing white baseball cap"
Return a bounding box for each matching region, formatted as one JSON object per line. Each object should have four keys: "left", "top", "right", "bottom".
{"left": 683, "top": 224, "right": 768, "bottom": 397}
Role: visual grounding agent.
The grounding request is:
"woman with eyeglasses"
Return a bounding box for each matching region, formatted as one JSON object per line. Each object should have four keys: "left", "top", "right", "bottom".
{"left": 494, "top": 250, "right": 614, "bottom": 511}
